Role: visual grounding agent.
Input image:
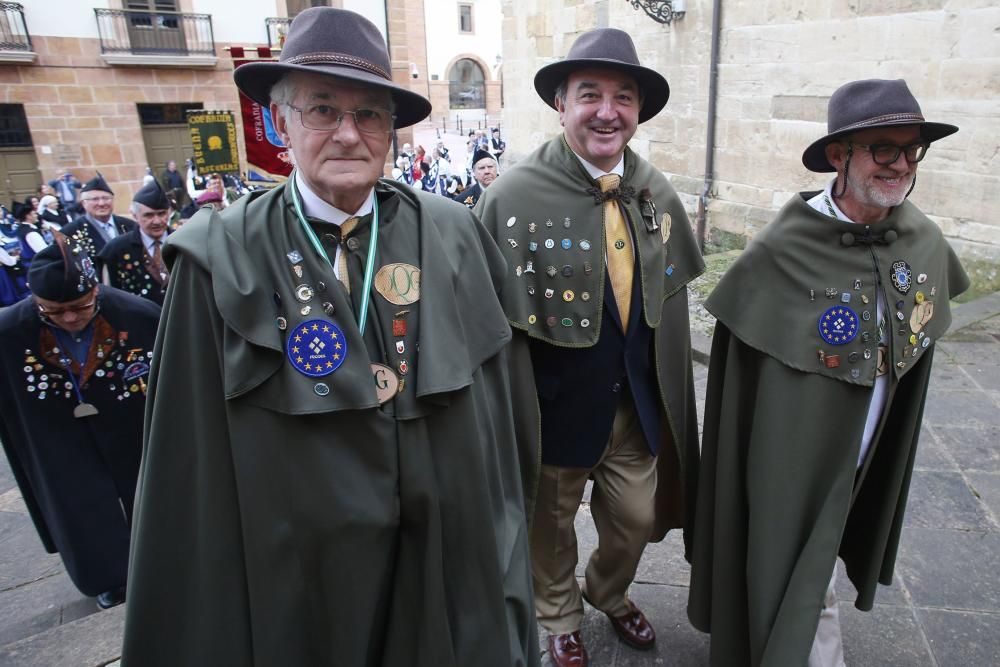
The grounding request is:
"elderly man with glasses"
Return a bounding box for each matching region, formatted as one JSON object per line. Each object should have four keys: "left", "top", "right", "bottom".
{"left": 121, "top": 8, "right": 538, "bottom": 667}
{"left": 62, "top": 173, "right": 137, "bottom": 262}
{"left": 688, "top": 79, "right": 970, "bottom": 666}
{"left": 0, "top": 233, "right": 160, "bottom": 611}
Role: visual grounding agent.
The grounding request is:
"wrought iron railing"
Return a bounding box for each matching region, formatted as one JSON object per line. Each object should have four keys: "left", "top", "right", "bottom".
{"left": 265, "top": 17, "right": 291, "bottom": 49}
{"left": 0, "top": 2, "right": 31, "bottom": 52}
{"left": 94, "top": 8, "right": 215, "bottom": 56}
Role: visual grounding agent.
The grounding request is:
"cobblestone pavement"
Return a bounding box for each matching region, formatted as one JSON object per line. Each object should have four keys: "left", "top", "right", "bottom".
{"left": 1, "top": 294, "right": 998, "bottom": 666}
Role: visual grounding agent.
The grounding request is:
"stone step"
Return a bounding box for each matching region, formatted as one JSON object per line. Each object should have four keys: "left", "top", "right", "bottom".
{"left": 0, "top": 604, "right": 123, "bottom": 667}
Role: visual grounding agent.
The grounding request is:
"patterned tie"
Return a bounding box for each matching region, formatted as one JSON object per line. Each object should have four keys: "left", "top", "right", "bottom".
{"left": 598, "top": 174, "right": 634, "bottom": 331}
{"left": 150, "top": 239, "right": 168, "bottom": 285}
{"left": 337, "top": 217, "right": 359, "bottom": 293}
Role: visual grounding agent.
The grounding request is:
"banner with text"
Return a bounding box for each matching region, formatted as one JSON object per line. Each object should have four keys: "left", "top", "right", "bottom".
{"left": 234, "top": 59, "right": 292, "bottom": 183}
{"left": 186, "top": 110, "right": 240, "bottom": 174}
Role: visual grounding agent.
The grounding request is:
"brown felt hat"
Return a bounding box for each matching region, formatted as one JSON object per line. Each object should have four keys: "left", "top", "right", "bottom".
{"left": 533, "top": 28, "right": 669, "bottom": 124}
{"left": 234, "top": 7, "right": 431, "bottom": 129}
{"left": 802, "top": 79, "right": 958, "bottom": 173}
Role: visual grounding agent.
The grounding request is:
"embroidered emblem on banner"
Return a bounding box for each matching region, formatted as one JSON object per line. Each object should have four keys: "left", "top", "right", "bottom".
{"left": 374, "top": 263, "right": 421, "bottom": 305}
{"left": 818, "top": 305, "right": 859, "bottom": 345}
{"left": 286, "top": 319, "right": 347, "bottom": 377}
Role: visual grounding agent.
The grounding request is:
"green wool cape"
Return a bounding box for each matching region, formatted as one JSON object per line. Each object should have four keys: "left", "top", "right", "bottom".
{"left": 121, "top": 180, "right": 540, "bottom": 667}
{"left": 475, "top": 136, "right": 705, "bottom": 544}
{"left": 687, "top": 193, "right": 969, "bottom": 666}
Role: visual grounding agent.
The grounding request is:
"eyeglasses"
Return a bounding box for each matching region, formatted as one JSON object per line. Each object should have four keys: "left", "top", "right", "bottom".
{"left": 37, "top": 297, "right": 97, "bottom": 317}
{"left": 849, "top": 142, "right": 928, "bottom": 166}
{"left": 82, "top": 196, "right": 113, "bottom": 203}
{"left": 285, "top": 104, "right": 395, "bottom": 134}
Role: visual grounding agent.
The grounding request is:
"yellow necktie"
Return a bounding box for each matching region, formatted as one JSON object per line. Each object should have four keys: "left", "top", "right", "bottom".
{"left": 337, "top": 217, "right": 359, "bottom": 293}
{"left": 598, "top": 174, "right": 633, "bottom": 331}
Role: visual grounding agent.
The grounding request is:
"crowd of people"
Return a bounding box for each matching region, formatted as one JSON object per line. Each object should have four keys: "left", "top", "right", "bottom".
{"left": 0, "top": 7, "right": 970, "bottom": 667}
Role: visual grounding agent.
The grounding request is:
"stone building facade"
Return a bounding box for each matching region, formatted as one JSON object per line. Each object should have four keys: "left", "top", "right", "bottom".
{"left": 499, "top": 0, "right": 999, "bottom": 293}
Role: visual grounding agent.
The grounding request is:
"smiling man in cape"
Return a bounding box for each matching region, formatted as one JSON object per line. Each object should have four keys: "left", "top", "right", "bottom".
{"left": 476, "top": 28, "right": 704, "bottom": 666}
{"left": 121, "top": 8, "right": 538, "bottom": 666}
{"left": 687, "top": 79, "right": 970, "bottom": 666}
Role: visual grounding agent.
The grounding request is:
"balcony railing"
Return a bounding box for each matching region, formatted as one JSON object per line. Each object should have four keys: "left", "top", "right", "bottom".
{"left": 95, "top": 8, "right": 214, "bottom": 57}
{"left": 265, "top": 17, "right": 291, "bottom": 50}
{"left": 0, "top": 2, "right": 31, "bottom": 52}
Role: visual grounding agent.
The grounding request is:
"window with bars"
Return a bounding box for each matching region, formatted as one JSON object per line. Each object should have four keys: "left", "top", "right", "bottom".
{"left": 0, "top": 105, "right": 32, "bottom": 147}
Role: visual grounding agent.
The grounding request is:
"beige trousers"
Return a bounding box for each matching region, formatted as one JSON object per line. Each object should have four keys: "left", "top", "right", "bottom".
{"left": 529, "top": 398, "right": 657, "bottom": 635}
{"left": 808, "top": 567, "right": 847, "bottom": 667}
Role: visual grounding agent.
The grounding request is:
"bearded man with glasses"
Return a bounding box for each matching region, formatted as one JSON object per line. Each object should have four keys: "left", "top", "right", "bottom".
{"left": 689, "top": 79, "right": 969, "bottom": 666}
{"left": 0, "top": 233, "right": 160, "bottom": 611}
{"left": 121, "top": 8, "right": 538, "bottom": 667}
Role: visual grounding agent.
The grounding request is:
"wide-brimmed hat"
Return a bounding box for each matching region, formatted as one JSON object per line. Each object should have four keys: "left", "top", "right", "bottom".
{"left": 802, "top": 79, "right": 958, "bottom": 173}
{"left": 234, "top": 7, "right": 431, "bottom": 129}
{"left": 533, "top": 28, "right": 669, "bottom": 124}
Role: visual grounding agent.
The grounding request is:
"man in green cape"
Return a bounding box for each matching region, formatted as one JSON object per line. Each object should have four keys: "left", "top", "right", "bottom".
{"left": 476, "top": 28, "right": 704, "bottom": 667}
{"left": 688, "top": 79, "right": 970, "bottom": 666}
{"left": 121, "top": 8, "right": 538, "bottom": 666}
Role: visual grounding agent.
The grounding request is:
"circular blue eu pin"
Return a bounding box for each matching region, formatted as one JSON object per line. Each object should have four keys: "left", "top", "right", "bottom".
{"left": 890, "top": 260, "right": 912, "bottom": 294}
{"left": 561, "top": 238, "right": 572, "bottom": 250}
{"left": 286, "top": 319, "right": 347, "bottom": 377}
{"left": 818, "top": 305, "right": 859, "bottom": 345}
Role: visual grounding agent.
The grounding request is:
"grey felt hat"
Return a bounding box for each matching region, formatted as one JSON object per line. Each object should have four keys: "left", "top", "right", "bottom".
{"left": 533, "top": 28, "right": 669, "bottom": 124}
{"left": 234, "top": 7, "right": 431, "bottom": 129}
{"left": 802, "top": 79, "right": 958, "bottom": 173}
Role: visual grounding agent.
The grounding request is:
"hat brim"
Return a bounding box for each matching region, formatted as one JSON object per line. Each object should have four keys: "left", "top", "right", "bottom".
{"left": 234, "top": 61, "right": 432, "bottom": 129}
{"left": 533, "top": 58, "right": 669, "bottom": 124}
{"left": 802, "top": 120, "right": 959, "bottom": 173}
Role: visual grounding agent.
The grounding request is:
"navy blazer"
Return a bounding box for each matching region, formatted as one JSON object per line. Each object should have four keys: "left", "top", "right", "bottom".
{"left": 530, "top": 252, "right": 661, "bottom": 469}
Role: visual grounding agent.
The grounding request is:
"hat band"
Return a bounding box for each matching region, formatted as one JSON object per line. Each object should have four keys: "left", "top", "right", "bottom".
{"left": 834, "top": 112, "right": 926, "bottom": 135}
{"left": 284, "top": 52, "right": 390, "bottom": 81}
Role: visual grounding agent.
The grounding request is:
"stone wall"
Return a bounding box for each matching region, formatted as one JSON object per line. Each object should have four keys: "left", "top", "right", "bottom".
{"left": 2, "top": 35, "right": 240, "bottom": 214}
{"left": 500, "top": 0, "right": 1000, "bottom": 283}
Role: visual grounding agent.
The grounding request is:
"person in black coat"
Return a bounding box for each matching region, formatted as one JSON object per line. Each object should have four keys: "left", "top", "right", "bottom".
{"left": 62, "top": 174, "right": 137, "bottom": 262}
{"left": 98, "top": 179, "right": 171, "bottom": 306}
{"left": 0, "top": 234, "right": 160, "bottom": 610}
{"left": 452, "top": 148, "right": 496, "bottom": 208}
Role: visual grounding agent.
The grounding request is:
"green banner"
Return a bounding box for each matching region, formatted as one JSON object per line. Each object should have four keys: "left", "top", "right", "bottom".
{"left": 187, "top": 110, "right": 240, "bottom": 173}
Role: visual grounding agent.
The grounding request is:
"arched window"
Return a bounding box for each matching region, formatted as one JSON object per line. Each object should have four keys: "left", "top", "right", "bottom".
{"left": 448, "top": 58, "right": 486, "bottom": 109}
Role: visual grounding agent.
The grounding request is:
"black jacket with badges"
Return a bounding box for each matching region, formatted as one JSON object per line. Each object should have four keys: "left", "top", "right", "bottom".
{"left": 122, "top": 180, "right": 539, "bottom": 667}
{"left": 0, "top": 287, "right": 160, "bottom": 597}
{"left": 98, "top": 228, "right": 169, "bottom": 306}
{"left": 476, "top": 135, "right": 705, "bottom": 544}
{"left": 453, "top": 182, "right": 484, "bottom": 209}
{"left": 64, "top": 214, "right": 137, "bottom": 262}
{"left": 688, "top": 193, "right": 969, "bottom": 666}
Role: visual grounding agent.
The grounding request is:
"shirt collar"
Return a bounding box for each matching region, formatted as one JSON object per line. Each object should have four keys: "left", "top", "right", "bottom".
{"left": 573, "top": 151, "right": 626, "bottom": 181}
{"left": 294, "top": 171, "right": 374, "bottom": 225}
{"left": 86, "top": 213, "right": 114, "bottom": 229}
{"left": 806, "top": 179, "right": 854, "bottom": 223}
{"left": 139, "top": 229, "right": 164, "bottom": 252}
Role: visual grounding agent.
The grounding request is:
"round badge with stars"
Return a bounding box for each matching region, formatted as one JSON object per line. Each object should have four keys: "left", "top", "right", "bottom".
{"left": 818, "top": 305, "right": 859, "bottom": 345}
{"left": 286, "top": 319, "right": 347, "bottom": 377}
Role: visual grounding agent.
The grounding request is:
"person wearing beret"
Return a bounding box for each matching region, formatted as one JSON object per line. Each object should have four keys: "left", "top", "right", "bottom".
{"left": 62, "top": 174, "right": 137, "bottom": 261}
{"left": 475, "top": 28, "right": 705, "bottom": 666}
{"left": 121, "top": 8, "right": 538, "bottom": 666}
{"left": 687, "top": 79, "right": 970, "bottom": 666}
{"left": 98, "top": 179, "right": 172, "bottom": 306}
{"left": 0, "top": 233, "right": 160, "bottom": 611}
{"left": 453, "top": 148, "right": 496, "bottom": 208}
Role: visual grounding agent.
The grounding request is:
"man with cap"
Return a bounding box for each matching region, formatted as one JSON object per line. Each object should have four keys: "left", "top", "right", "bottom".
{"left": 489, "top": 126, "right": 507, "bottom": 165}
{"left": 475, "top": 28, "right": 704, "bottom": 666}
{"left": 98, "top": 179, "right": 172, "bottom": 306}
{"left": 0, "top": 233, "right": 160, "bottom": 610}
{"left": 63, "top": 174, "right": 137, "bottom": 260}
{"left": 13, "top": 200, "right": 47, "bottom": 267}
{"left": 121, "top": 7, "right": 538, "bottom": 667}
{"left": 688, "top": 79, "right": 969, "bottom": 666}
{"left": 454, "top": 148, "right": 497, "bottom": 208}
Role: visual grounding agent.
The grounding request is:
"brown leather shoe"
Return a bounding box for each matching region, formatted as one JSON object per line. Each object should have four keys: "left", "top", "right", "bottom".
{"left": 606, "top": 602, "right": 655, "bottom": 650}
{"left": 547, "top": 630, "right": 589, "bottom": 666}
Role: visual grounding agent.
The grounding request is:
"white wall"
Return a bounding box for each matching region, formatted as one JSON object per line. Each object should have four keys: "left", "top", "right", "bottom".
{"left": 20, "top": 0, "right": 112, "bottom": 39}
{"left": 343, "top": 0, "right": 388, "bottom": 40}
{"left": 424, "top": 0, "right": 501, "bottom": 80}
{"left": 195, "top": 0, "right": 278, "bottom": 44}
